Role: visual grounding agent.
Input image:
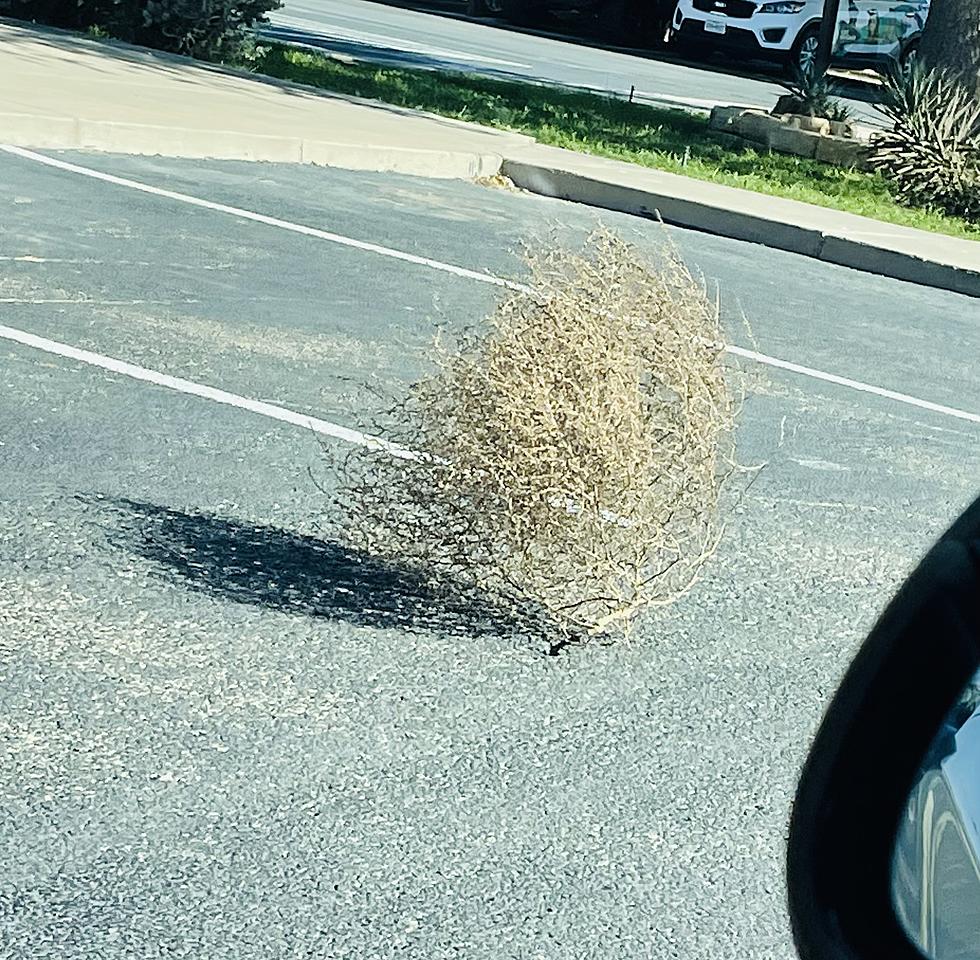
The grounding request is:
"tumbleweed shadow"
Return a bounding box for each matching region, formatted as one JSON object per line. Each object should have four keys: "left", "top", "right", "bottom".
{"left": 87, "top": 495, "right": 522, "bottom": 638}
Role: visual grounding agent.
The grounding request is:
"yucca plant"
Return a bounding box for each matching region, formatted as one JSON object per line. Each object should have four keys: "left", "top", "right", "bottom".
{"left": 870, "top": 62, "right": 980, "bottom": 222}
{"left": 777, "top": 69, "right": 838, "bottom": 118}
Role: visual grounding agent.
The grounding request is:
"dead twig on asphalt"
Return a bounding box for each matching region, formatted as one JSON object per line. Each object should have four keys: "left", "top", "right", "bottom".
{"left": 329, "top": 229, "right": 741, "bottom": 642}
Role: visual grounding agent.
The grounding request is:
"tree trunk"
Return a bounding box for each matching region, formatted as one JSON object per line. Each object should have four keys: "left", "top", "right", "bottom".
{"left": 919, "top": 0, "right": 980, "bottom": 97}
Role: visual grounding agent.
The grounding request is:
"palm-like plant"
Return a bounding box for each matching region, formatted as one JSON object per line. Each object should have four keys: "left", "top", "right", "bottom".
{"left": 777, "top": 69, "right": 837, "bottom": 118}
{"left": 870, "top": 62, "right": 980, "bottom": 222}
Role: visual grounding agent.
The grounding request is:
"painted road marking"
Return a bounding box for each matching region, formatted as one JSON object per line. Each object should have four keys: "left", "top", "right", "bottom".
{"left": 2, "top": 144, "right": 979, "bottom": 429}
{"left": 266, "top": 13, "right": 532, "bottom": 68}
{"left": 726, "top": 345, "right": 980, "bottom": 427}
{"left": 0, "top": 322, "right": 419, "bottom": 460}
{"left": 0, "top": 146, "right": 528, "bottom": 294}
{"left": 634, "top": 91, "right": 764, "bottom": 111}
{"left": 0, "top": 297, "right": 201, "bottom": 305}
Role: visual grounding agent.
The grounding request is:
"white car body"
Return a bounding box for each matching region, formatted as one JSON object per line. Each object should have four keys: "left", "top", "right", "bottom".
{"left": 672, "top": 0, "right": 823, "bottom": 62}
{"left": 671, "top": 0, "right": 930, "bottom": 75}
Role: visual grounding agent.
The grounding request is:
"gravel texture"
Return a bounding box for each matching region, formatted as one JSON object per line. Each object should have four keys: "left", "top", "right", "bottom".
{"left": 1, "top": 152, "right": 978, "bottom": 959}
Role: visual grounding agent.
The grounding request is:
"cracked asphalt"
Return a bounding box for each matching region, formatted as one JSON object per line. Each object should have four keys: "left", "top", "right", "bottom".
{"left": 1, "top": 150, "right": 979, "bottom": 959}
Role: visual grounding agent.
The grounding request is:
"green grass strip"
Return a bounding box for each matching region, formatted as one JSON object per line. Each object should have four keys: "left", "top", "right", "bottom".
{"left": 252, "top": 44, "right": 979, "bottom": 242}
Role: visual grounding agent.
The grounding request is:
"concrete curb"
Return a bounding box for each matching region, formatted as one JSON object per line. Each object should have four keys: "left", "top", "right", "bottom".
{"left": 502, "top": 158, "right": 980, "bottom": 299}
{"left": 503, "top": 158, "right": 825, "bottom": 257}
{"left": 2, "top": 116, "right": 976, "bottom": 298}
{"left": 0, "top": 112, "right": 505, "bottom": 180}
{"left": 4, "top": 17, "right": 973, "bottom": 298}
{"left": 819, "top": 237, "right": 980, "bottom": 300}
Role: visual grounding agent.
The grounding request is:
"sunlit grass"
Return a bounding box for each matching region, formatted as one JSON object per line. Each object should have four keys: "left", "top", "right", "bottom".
{"left": 253, "top": 44, "right": 979, "bottom": 242}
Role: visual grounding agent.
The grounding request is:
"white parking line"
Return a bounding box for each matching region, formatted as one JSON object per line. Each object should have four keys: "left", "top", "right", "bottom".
{"left": 0, "top": 297, "right": 200, "bottom": 305}
{"left": 727, "top": 345, "right": 980, "bottom": 426}
{"left": 266, "top": 14, "right": 532, "bottom": 68}
{"left": 0, "top": 146, "right": 528, "bottom": 294}
{"left": 2, "top": 144, "right": 979, "bottom": 429}
{"left": 634, "top": 91, "right": 764, "bottom": 112}
{"left": 0, "top": 323, "right": 418, "bottom": 459}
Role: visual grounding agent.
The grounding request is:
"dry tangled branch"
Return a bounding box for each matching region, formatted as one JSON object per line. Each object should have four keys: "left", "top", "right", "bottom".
{"left": 331, "top": 230, "right": 739, "bottom": 642}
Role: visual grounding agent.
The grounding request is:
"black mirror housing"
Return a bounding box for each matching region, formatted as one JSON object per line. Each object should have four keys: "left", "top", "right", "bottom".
{"left": 787, "top": 495, "right": 980, "bottom": 960}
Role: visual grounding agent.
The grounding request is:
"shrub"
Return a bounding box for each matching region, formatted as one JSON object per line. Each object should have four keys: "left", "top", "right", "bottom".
{"left": 331, "top": 231, "right": 738, "bottom": 643}
{"left": 870, "top": 62, "right": 980, "bottom": 222}
{"left": 0, "top": 0, "right": 282, "bottom": 61}
{"left": 777, "top": 70, "right": 839, "bottom": 119}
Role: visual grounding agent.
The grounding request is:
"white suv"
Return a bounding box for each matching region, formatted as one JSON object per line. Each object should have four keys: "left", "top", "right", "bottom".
{"left": 671, "top": 0, "right": 928, "bottom": 77}
{"left": 672, "top": 0, "right": 823, "bottom": 75}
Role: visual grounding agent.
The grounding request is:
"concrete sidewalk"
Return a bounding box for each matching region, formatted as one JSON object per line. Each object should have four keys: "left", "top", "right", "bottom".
{"left": 0, "top": 21, "right": 529, "bottom": 178}
{"left": 1, "top": 20, "right": 978, "bottom": 296}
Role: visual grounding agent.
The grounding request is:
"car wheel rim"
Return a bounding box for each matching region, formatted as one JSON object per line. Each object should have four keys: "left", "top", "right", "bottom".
{"left": 798, "top": 35, "right": 819, "bottom": 75}
{"left": 486, "top": 0, "right": 504, "bottom": 11}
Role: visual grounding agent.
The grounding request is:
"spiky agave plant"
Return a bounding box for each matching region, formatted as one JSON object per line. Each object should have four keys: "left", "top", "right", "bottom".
{"left": 778, "top": 68, "right": 838, "bottom": 118}
{"left": 870, "top": 62, "right": 980, "bottom": 222}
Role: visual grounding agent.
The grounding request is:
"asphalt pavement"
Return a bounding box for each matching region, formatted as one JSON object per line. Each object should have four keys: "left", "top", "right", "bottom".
{"left": 2, "top": 149, "right": 979, "bottom": 959}
{"left": 265, "top": 0, "right": 883, "bottom": 122}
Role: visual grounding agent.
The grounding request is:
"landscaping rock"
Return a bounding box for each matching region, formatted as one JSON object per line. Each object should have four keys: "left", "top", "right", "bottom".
{"left": 773, "top": 94, "right": 802, "bottom": 116}
{"left": 732, "top": 111, "right": 785, "bottom": 144}
{"left": 786, "top": 114, "right": 831, "bottom": 135}
{"left": 815, "top": 135, "right": 870, "bottom": 169}
{"left": 849, "top": 123, "right": 877, "bottom": 145}
{"left": 767, "top": 125, "right": 821, "bottom": 159}
{"left": 707, "top": 104, "right": 872, "bottom": 170}
{"left": 711, "top": 131, "right": 749, "bottom": 151}
{"left": 708, "top": 105, "right": 748, "bottom": 132}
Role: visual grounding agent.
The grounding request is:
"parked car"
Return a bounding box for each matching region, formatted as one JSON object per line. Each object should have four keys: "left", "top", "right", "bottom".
{"left": 828, "top": 0, "right": 929, "bottom": 75}
{"left": 670, "top": 0, "right": 928, "bottom": 76}
{"left": 468, "top": 0, "right": 678, "bottom": 47}
{"left": 671, "top": 0, "right": 822, "bottom": 75}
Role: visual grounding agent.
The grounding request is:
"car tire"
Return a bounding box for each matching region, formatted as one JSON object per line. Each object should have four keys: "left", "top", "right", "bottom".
{"left": 596, "top": 0, "right": 671, "bottom": 47}
{"left": 786, "top": 24, "right": 821, "bottom": 79}
{"left": 595, "top": 0, "right": 631, "bottom": 44}
{"left": 498, "top": 0, "right": 549, "bottom": 27}
{"left": 670, "top": 31, "right": 710, "bottom": 62}
{"left": 467, "top": 0, "right": 505, "bottom": 15}
{"left": 643, "top": 1, "right": 676, "bottom": 49}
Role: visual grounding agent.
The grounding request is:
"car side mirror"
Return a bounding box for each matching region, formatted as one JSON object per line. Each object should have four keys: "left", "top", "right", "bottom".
{"left": 787, "top": 494, "right": 980, "bottom": 960}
